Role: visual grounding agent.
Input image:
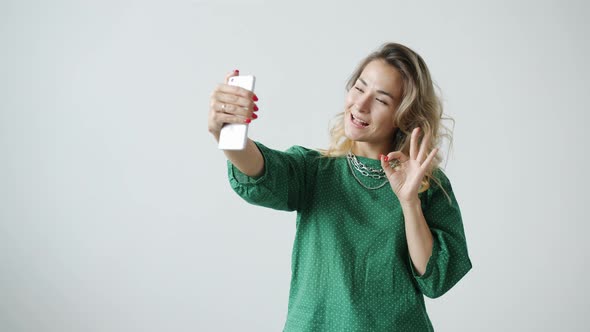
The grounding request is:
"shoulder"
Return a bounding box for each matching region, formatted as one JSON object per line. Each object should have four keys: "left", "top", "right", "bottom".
{"left": 250, "top": 142, "right": 324, "bottom": 175}
{"left": 432, "top": 167, "right": 452, "bottom": 188}
{"left": 285, "top": 145, "right": 322, "bottom": 159}
{"left": 421, "top": 168, "right": 455, "bottom": 203}
{"left": 285, "top": 145, "right": 316, "bottom": 154}
{"left": 254, "top": 141, "right": 321, "bottom": 160}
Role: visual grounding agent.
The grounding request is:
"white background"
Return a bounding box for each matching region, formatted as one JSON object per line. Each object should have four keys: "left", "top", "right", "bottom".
{"left": 1, "top": 0, "right": 589, "bottom": 331}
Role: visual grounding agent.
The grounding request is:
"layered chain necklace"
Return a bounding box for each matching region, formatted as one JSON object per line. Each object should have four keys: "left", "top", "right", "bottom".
{"left": 346, "top": 151, "right": 389, "bottom": 190}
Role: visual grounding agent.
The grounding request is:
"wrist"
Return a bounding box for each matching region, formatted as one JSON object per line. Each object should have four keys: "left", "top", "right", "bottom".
{"left": 399, "top": 197, "right": 421, "bottom": 210}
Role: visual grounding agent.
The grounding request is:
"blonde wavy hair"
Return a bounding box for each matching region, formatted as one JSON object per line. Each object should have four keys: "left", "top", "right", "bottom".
{"left": 322, "top": 42, "right": 454, "bottom": 193}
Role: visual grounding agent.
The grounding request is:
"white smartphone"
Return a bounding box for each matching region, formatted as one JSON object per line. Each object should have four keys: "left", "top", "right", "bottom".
{"left": 218, "top": 75, "right": 256, "bottom": 150}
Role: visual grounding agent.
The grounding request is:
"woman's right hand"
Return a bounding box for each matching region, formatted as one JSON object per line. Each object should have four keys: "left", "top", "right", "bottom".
{"left": 208, "top": 69, "right": 259, "bottom": 141}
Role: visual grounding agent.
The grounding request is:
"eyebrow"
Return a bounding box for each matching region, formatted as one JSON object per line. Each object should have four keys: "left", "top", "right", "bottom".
{"left": 359, "top": 78, "right": 396, "bottom": 101}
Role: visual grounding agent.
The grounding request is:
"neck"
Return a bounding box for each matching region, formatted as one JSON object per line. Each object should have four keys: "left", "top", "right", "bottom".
{"left": 351, "top": 141, "right": 393, "bottom": 160}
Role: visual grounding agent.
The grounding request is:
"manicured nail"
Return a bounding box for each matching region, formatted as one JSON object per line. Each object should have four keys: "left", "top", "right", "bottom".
{"left": 252, "top": 94, "right": 259, "bottom": 101}
{"left": 384, "top": 156, "right": 389, "bottom": 162}
{"left": 251, "top": 113, "right": 258, "bottom": 119}
{"left": 234, "top": 69, "right": 239, "bottom": 74}
{"left": 244, "top": 118, "right": 251, "bottom": 124}
{"left": 253, "top": 104, "right": 259, "bottom": 111}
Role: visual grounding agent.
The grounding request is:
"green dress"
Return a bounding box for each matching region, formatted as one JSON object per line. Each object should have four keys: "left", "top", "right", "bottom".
{"left": 228, "top": 142, "right": 472, "bottom": 332}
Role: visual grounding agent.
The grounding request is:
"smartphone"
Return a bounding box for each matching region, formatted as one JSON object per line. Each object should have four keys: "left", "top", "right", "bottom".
{"left": 218, "top": 75, "right": 256, "bottom": 150}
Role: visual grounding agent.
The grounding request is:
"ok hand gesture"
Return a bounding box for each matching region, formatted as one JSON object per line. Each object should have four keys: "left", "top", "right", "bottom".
{"left": 380, "top": 128, "right": 438, "bottom": 204}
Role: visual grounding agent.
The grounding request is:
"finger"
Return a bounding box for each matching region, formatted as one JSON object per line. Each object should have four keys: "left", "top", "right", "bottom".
{"left": 213, "top": 84, "right": 255, "bottom": 103}
{"left": 213, "top": 82, "right": 256, "bottom": 102}
{"left": 385, "top": 151, "right": 408, "bottom": 163}
{"left": 409, "top": 127, "right": 420, "bottom": 160}
{"left": 208, "top": 109, "right": 252, "bottom": 135}
{"left": 212, "top": 92, "right": 256, "bottom": 113}
{"left": 421, "top": 148, "right": 439, "bottom": 169}
{"left": 224, "top": 69, "right": 240, "bottom": 84}
{"left": 416, "top": 132, "right": 431, "bottom": 163}
{"left": 213, "top": 100, "right": 254, "bottom": 119}
{"left": 381, "top": 151, "right": 407, "bottom": 177}
{"left": 213, "top": 112, "right": 252, "bottom": 126}
{"left": 380, "top": 154, "right": 395, "bottom": 178}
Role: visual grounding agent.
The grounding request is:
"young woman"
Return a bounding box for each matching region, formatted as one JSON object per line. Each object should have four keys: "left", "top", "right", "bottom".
{"left": 208, "top": 42, "right": 472, "bottom": 331}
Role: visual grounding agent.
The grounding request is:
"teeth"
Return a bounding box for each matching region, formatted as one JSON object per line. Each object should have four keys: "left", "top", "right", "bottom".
{"left": 352, "top": 114, "right": 368, "bottom": 125}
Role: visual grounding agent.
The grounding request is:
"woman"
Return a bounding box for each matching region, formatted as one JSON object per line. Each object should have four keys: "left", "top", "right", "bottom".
{"left": 208, "top": 43, "right": 472, "bottom": 331}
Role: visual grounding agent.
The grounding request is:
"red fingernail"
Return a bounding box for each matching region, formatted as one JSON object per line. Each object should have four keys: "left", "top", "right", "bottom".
{"left": 234, "top": 69, "right": 239, "bottom": 74}
{"left": 253, "top": 104, "right": 259, "bottom": 111}
{"left": 252, "top": 94, "right": 259, "bottom": 101}
{"left": 252, "top": 113, "right": 258, "bottom": 119}
{"left": 244, "top": 118, "right": 251, "bottom": 124}
{"left": 384, "top": 156, "right": 389, "bottom": 162}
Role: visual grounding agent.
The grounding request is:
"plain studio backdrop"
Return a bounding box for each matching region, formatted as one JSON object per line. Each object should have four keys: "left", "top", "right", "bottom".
{"left": 1, "top": 0, "right": 589, "bottom": 331}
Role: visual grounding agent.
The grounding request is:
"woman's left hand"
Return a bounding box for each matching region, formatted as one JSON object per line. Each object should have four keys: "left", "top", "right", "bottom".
{"left": 380, "top": 127, "right": 438, "bottom": 204}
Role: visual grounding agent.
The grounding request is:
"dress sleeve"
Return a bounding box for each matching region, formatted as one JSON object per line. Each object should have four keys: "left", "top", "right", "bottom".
{"left": 410, "top": 169, "right": 472, "bottom": 298}
{"left": 227, "top": 141, "right": 311, "bottom": 212}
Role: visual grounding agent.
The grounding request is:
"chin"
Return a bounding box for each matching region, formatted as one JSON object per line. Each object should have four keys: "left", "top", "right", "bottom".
{"left": 344, "top": 131, "right": 364, "bottom": 143}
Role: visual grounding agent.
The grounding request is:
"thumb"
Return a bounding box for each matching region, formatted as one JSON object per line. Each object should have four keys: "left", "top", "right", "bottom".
{"left": 224, "top": 69, "right": 240, "bottom": 84}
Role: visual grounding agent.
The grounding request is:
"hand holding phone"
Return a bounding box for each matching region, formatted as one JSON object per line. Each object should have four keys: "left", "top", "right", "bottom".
{"left": 218, "top": 75, "right": 256, "bottom": 150}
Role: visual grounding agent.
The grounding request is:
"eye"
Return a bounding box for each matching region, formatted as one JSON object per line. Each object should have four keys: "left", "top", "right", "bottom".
{"left": 376, "top": 98, "right": 388, "bottom": 106}
{"left": 354, "top": 86, "right": 364, "bottom": 93}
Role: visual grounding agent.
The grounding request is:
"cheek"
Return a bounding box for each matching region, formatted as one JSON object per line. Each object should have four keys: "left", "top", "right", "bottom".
{"left": 344, "top": 92, "right": 355, "bottom": 109}
{"left": 389, "top": 110, "right": 397, "bottom": 128}
{"left": 376, "top": 112, "right": 395, "bottom": 131}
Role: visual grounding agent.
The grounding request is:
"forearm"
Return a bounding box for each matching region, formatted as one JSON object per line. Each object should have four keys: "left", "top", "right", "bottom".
{"left": 217, "top": 136, "right": 264, "bottom": 177}
{"left": 400, "top": 199, "right": 434, "bottom": 276}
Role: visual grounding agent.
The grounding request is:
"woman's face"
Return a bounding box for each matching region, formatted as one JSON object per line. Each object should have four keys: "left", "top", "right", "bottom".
{"left": 344, "top": 59, "right": 403, "bottom": 146}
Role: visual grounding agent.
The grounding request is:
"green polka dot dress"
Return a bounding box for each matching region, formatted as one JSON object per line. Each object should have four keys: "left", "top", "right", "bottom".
{"left": 228, "top": 142, "right": 472, "bottom": 331}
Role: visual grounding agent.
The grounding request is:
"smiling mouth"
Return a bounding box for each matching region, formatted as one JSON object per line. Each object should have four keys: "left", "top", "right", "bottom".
{"left": 351, "top": 113, "right": 369, "bottom": 127}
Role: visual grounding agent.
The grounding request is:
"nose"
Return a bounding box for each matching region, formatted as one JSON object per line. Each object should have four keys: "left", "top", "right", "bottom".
{"left": 354, "top": 93, "right": 371, "bottom": 113}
